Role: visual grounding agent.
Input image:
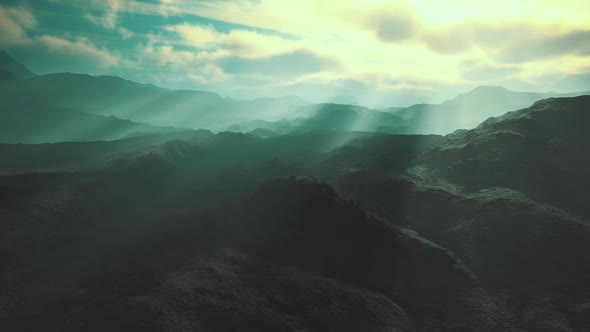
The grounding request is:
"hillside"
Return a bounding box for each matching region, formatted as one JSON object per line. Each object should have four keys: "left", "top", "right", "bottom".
{"left": 0, "top": 96, "right": 185, "bottom": 144}
{"left": 0, "top": 72, "right": 307, "bottom": 131}
{"left": 4, "top": 51, "right": 588, "bottom": 136}
{"left": 0, "top": 170, "right": 507, "bottom": 331}
{"left": 420, "top": 95, "right": 590, "bottom": 218}
{"left": 1, "top": 48, "right": 590, "bottom": 331}
{"left": 0, "top": 50, "right": 36, "bottom": 78}
{"left": 392, "top": 86, "right": 590, "bottom": 134}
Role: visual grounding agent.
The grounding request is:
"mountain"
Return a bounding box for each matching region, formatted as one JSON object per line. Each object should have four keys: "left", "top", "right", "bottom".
{"left": 238, "top": 177, "right": 504, "bottom": 330}
{"left": 1, "top": 95, "right": 590, "bottom": 330}
{"left": 391, "top": 86, "right": 590, "bottom": 134}
{"left": 237, "top": 95, "right": 309, "bottom": 119}
{"left": 3, "top": 51, "right": 590, "bottom": 137}
{"left": 0, "top": 73, "right": 222, "bottom": 126}
{"left": 2, "top": 49, "right": 590, "bottom": 331}
{"left": 0, "top": 94, "right": 187, "bottom": 143}
{"left": 0, "top": 72, "right": 309, "bottom": 131}
{"left": 292, "top": 103, "right": 415, "bottom": 133}
{"left": 420, "top": 95, "right": 590, "bottom": 218}
{"left": 9, "top": 52, "right": 588, "bottom": 137}
{"left": 0, "top": 50, "right": 36, "bottom": 78}
{"left": 0, "top": 171, "right": 506, "bottom": 330}
{"left": 240, "top": 87, "right": 590, "bottom": 136}
{"left": 0, "top": 130, "right": 214, "bottom": 175}
{"left": 238, "top": 104, "right": 418, "bottom": 135}
{"left": 332, "top": 95, "right": 590, "bottom": 331}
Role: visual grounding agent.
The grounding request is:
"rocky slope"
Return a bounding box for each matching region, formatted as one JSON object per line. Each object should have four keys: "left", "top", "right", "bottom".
{"left": 0, "top": 176, "right": 512, "bottom": 331}
{"left": 334, "top": 95, "right": 590, "bottom": 331}
{"left": 420, "top": 95, "right": 590, "bottom": 218}
{"left": 1, "top": 95, "right": 589, "bottom": 331}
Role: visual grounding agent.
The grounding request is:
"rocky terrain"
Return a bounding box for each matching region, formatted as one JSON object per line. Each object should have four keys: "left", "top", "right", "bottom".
{"left": 0, "top": 52, "right": 589, "bottom": 331}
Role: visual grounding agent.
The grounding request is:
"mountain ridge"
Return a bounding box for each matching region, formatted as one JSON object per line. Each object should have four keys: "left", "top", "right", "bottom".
{"left": 0, "top": 50, "right": 36, "bottom": 78}
{"left": 2, "top": 51, "right": 589, "bottom": 136}
{"left": 0, "top": 94, "right": 589, "bottom": 330}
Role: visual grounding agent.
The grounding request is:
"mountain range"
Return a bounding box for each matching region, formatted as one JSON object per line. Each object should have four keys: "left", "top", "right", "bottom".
{"left": 2, "top": 51, "right": 588, "bottom": 142}
{"left": 0, "top": 50, "right": 589, "bottom": 331}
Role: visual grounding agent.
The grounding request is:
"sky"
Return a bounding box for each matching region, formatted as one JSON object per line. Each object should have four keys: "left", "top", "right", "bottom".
{"left": 1, "top": 0, "right": 590, "bottom": 106}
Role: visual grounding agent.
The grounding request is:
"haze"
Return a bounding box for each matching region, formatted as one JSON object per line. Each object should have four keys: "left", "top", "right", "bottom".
{"left": 1, "top": 1, "right": 590, "bottom": 331}
{"left": 2, "top": 0, "right": 589, "bottom": 106}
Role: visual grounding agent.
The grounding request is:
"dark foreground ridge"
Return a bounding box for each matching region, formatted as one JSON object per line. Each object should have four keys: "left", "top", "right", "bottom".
{"left": 0, "top": 176, "right": 506, "bottom": 331}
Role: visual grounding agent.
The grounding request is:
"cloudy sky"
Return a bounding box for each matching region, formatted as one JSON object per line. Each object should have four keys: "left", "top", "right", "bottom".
{"left": 1, "top": 0, "right": 590, "bottom": 106}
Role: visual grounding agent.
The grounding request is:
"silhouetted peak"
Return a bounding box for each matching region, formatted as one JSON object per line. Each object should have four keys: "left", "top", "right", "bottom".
{"left": 0, "top": 50, "right": 36, "bottom": 78}
{"left": 252, "top": 95, "right": 308, "bottom": 105}
{"left": 470, "top": 85, "right": 511, "bottom": 93}
{"left": 280, "top": 95, "right": 307, "bottom": 104}
{"left": 452, "top": 86, "right": 514, "bottom": 102}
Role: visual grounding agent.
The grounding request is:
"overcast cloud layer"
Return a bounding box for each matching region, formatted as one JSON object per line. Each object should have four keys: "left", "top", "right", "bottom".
{"left": 1, "top": 0, "right": 590, "bottom": 106}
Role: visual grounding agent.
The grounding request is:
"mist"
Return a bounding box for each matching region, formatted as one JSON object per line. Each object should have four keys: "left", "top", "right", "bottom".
{"left": 1, "top": 1, "right": 590, "bottom": 331}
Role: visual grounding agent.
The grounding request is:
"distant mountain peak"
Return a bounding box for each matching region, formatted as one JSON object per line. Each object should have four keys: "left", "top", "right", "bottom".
{"left": 460, "top": 86, "right": 513, "bottom": 98}
{"left": 470, "top": 85, "right": 511, "bottom": 93}
{"left": 0, "top": 50, "right": 36, "bottom": 78}
{"left": 448, "top": 85, "right": 522, "bottom": 104}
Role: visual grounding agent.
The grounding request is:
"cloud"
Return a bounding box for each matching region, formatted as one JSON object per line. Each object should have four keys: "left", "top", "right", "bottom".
{"left": 141, "top": 24, "right": 337, "bottom": 86}
{"left": 165, "top": 23, "right": 302, "bottom": 59}
{"left": 155, "top": 23, "right": 341, "bottom": 82}
{"left": 422, "top": 30, "right": 471, "bottom": 54}
{"left": 165, "top": 24, "right": 219, "bottom": 49}
{"left": 368, "top": 12, "right": 417, "bottom": 42}
{"left": 218, "top": 50, "right": 338, "bottom": 76}
{"left": 81, "top": 0, "right": 123, "bottom": 29}
{"left": 118, "top": 27, "right": 134, "bottom": 40}
{"left": 158, "top": 1, "right": 590, "bottom": 92}
{"left": 495, "top": 30, "right": 590, "bottom": 63}
{"left": 82, "top": 0, "right": 139, "bottom": 39}
{"left": 141, "top": 41, "right": 220, "bottom": 67}
{"left": 51, "top": 0, "right": 180, "bottom": 18}
{"left": 422, "top": 22, "right": 590, "bottom": 66}
{"left": 8, "top": 0, "right": 590, "bottom": 103}
{"left": 103, "top": 0, "right": 123, "bottom": 29}
{"left": 0, "top": 4, "right": 120, "bottom": 74}
{"left": 552, "top": 72, "right": 590, "bottom": 92}
{"left": 38, "top": 36, "right": 119, "bottom": 68}
{"left": 138, "top": 42, "right": 229, "bottom": 84}
{"left": 461, "top": 62, "right": 519, "bottom": 81}
{"left": 0, "top": 5, "right": 36, "bottom": 46}
{"left": 422, "top": 23, "right": 532, "bottom": 54}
